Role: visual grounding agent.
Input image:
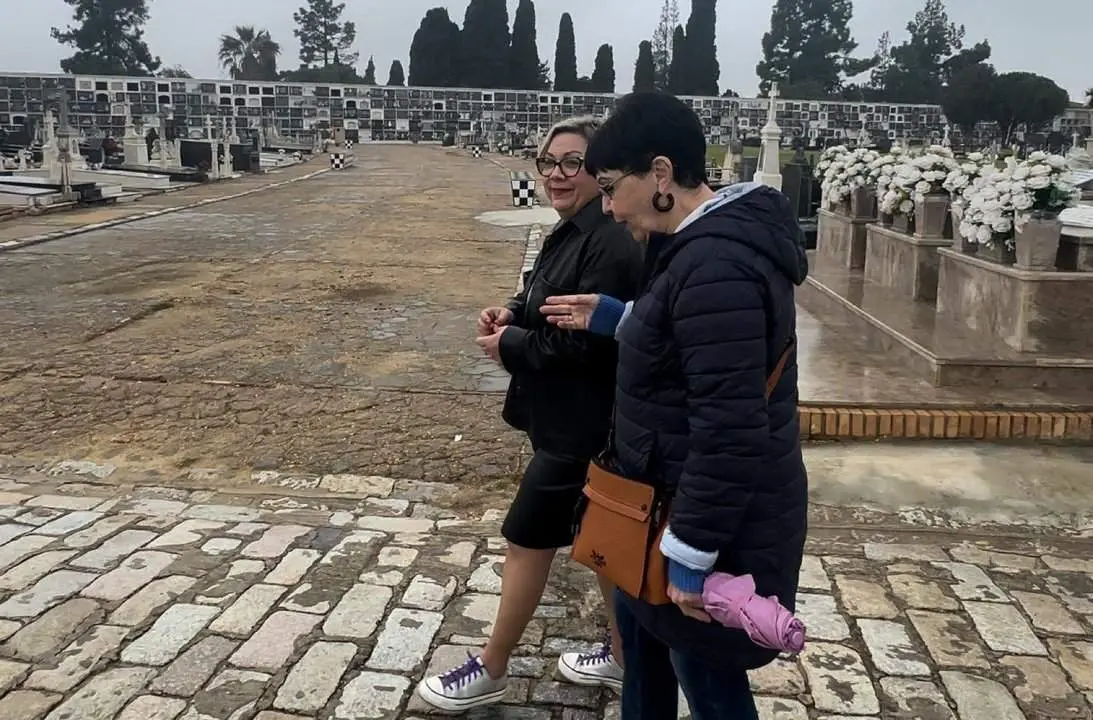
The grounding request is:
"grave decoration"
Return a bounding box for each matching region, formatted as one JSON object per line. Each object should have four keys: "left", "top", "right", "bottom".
{"left": 867, "top": 146, "right": 905, "bottom": 225}
{"left": 942, "top": 151, "right": 990, "bottom": 251}
{"left": 958, "top": 152, "right": 1081, "bottom": 267}
{"left": 815, "top": 146, "right": 880, "bottom": 219}
{"left": 878, "top": 145, "right": 956, "bottom": 237}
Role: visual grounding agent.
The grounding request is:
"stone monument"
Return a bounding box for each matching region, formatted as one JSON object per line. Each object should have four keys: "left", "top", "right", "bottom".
{"left": 752, "top": 83, "right": 783, "bottom": 191}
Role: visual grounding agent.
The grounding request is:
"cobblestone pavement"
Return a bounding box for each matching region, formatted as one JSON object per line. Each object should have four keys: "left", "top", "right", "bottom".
{"left": 1, "top": 460, "right": 1091, "bottom": 720}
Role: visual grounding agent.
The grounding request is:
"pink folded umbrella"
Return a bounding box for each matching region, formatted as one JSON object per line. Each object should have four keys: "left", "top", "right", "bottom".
{"left": 701, "top": 573, "right": 806, "bottom": 654}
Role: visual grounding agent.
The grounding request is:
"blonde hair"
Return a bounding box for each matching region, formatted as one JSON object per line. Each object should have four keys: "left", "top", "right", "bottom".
{"left": 537, "top": 115, "right": 602, "bottom": 157}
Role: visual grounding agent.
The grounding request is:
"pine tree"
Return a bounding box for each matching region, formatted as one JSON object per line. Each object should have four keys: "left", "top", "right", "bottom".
{"left": 553, "top": 13, "right": 578, "bottom": 91}
{"left": 363, "top": 56, "right": 377, "bottom": 84}
{"left": 51, "top": 0, "right": 161, "bottom": 75}
{"left": 293, "top": 0, "right": 358, "bottom": 68}
{"left": 590, "top": 44, "right": 615, "bottom": 93}
{"left": 508, "top": 0, "right": 542, "bottom": 89}
{"left": 683, "top": 0, "right": 718, "bottom": 96}
{"left": 651, "top": 0, "right": 680, "bottom": 91}
{"left": 667, "top": 25, "right": 688, "bottom": 95}
{"left": 633, "top": 40, "right": 656, "bottom": 92}
{"left": 460, "top": 0, "right": 510, "bottom": 88}
{"left": 387, "top": 60, "right": 405, "bottom": 86}
{"left": 408, "top": 7, "right": 461, "bottom": 87}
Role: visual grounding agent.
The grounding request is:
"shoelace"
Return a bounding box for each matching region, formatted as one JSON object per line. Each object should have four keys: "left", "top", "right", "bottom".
{"left": 575, "top": 633, "right": 614, "bottom": 667}
{"left": 439, "top": 653, "right": 485, "bottom": 690}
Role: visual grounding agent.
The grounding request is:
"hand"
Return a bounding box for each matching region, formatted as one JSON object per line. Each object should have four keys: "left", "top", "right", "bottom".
{"left": 539, "top": 294, "right": 601, "bottom": 330}
{"left": 478, "top": 307, "right": 514, "bottom": 337}
{"left": 668, "top": 583, "right": 712, "bottom": 623}
{"left": 475, "top": 328, "right": 505, "bottom": 363}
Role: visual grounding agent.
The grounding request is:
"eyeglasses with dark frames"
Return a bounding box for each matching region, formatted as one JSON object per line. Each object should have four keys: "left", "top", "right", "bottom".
{"left": 535, "top": 155, "right": 585, "bottom": 178}
{"left": 597, "top": 170, "right": 637, "bottom": 198}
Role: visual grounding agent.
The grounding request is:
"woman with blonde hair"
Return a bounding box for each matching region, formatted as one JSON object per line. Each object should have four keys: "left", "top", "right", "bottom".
{"left": 416, "top": 116, "right": 643, "bottom": 712}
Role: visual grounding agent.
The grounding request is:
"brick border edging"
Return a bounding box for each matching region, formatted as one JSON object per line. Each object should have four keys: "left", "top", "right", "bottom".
{"left": 0, "top": 166, "right": 331, "bottom": 253}
{"left": 800, "top": 406, "right": 1093, "bottom": 442}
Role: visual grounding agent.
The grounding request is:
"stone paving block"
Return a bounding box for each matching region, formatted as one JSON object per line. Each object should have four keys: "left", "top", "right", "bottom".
{"left": 319, "top": 474, "right": 395, "bottom": 496}
{"left": 332, "top": 671, "right": 410, "bottom": 720}
{"left": 1043, "top": 556, "right": 1093, "bottom": 574}
{"left": 358, "top": 516, "right": 435, "bottom": 533}
{"left": 0, "top": 522, "right": 33, "bottom": 544}
{"left": 43, "top": 666, "right": 155, "bottom": 720}
{"left": 13, "top": 508, "right": 64, "bottom": 526}
{"left": 795, "top": 593, "right": 850, "bottom": 641}
{"left": 879, "top": 678, "right": 955, "bottom": 719}
{"left": 402, "top": 574, "right": 458, "bottom": 611}
{"left": 150, "top": 636, "right": 239, "bottom": 697}
{"left": 183, "top": 668, "right": 270, "bottom": 719}
{"left": 933, "top": 562, "right": 1008, "bottom": 602}
{"left": 1011, "top": 590, "right": 1085, "bottom": 635}
{"left": 108, "top": 575, "right": 197, "bottom": 627}
{"left": 81, "top": 550, "right": 177, "bottom": 601}
{"left": 360, "top": 570, "right": 405, "bottom": 587}
{"left": 265, "top": 548, "right": 321, "bottom": 585}
{"left": 800, "top": 642, "right": 879, "bottom": 715}
{"left": 1049, "top": 639, "right": 1093, "bottom": 691}
{"left": 242, "top": 524, "right": 309, "bottom": 558}
{"left": 0, "top": 690, "right": 62, "bottom": 720}
{"left": 887, "top": 573, "right": 959, "bottom": 610}
{"left": 940, "top": 671, "right": 1024, "bottom": 720}
{"left": 230, "top": 611, "right": 321, "bottom": 670}
{"left": 1000, "top": 655, "right": 1087, "bottom": 719}
{"left": 907, "top": 610, "right": 991, "bottom": 668}
{"left": 319, "top": 531, "right": 385, "bottom": 566}
{"left": 863, "top": 543, "right": 948, "bottom": 562}
{"left": 281, "top": 582, "right": 338, "bottom": 614}
{"left": 436, "top": 541, "right": 477, "bottom": 568}
{"left": 0, "top": 570, "right": 99, "bottom": 619}
{"left": 24, "top": 494, "right": 102, "bottom": 511}
{"left": 3, "top": 598, "right": 100, "bottom": 661}
{"left": 0, "top": 657, "right": 29, "bottom": 693}
{"left": 24, "top": 624, "right": 129, "bottom": 692}
{"left": 857, "top": 619, "right": 931, "bottom": 676}
{"left": 529, "top": 682, "right": 601, "bottom": 708}
{"left": 323, "top": 583, "right": 392, "bottom": 639}
{"left": 200, "top": 538, "right": 241, "bottom": 555}
{"left": 182, "top": 504, "right": 261, "bottom": 523}
{"left": 274, "top": 640, "right": 358, "bottom": 713}
{"left": 121, "top": 603, "right": 220, "bottom": 666}
{"left": 35, "top": 510, "right": 103, "bottom": 536}
{"left": 835, "top": 575, "right": 899, "bottom": 618}
{"left": 71, "top": 530, "right": 157, "bottom": 570}
{"left": 148, "top": 520, "right": 225, "bottom": 548}
{"left": 209, "top": 584, "right": 287, "bottom": 635}
{"left": 377, "top": 545, "right": 419, "bottom": 567}
{"left": 798, "top": 555, "right": 830, "bottom": 591}
{"left": 963, "top": 601, "right": 1047, "bottom": 655}
{"left": 748, "top": 657, "right": 807, "bottom": 695}
{"left": 755, "top": 697, "right": 809, "bottom": 719}
{"left": 0, "top": 535, "right": 55, "bottom": 573}
{"left": 467, "top": 555, "right": 504, "bottom": 593}
{"left": 947, "top": 544, "right": 1038, "bottom": 571}
{"left": 63, "top": 515, "right": 135, "bottom": 548}
{"left": 367, "top": 608, "right": 444, "bottom": 671}
{"left": 0, "top": 551, "right": 78, "bottom": 591}
{"left": 116, "top": 695, "right": 187, "bottom": 720}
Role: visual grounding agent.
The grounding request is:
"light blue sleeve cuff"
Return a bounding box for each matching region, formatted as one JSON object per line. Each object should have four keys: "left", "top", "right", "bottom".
{"left": 659, "top": 525, "right": 719, "bottom": 571}
{"left": 614, "top": 301, "right": 634, "bottom": 340}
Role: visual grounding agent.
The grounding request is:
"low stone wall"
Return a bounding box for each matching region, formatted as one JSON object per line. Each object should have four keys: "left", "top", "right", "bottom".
{"left": 864, "top": 225, "right": 952, "bottom": 303}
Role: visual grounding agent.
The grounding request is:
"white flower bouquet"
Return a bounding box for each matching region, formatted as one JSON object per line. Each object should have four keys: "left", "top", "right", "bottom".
{"left": 942, "top": 151, "right": 990, "bottom": 205}
{"left": 816, "top": 146, "right": 880, "bottom": 212}
{"left": 907, "top": 145, "right": 958, "bottom": 201}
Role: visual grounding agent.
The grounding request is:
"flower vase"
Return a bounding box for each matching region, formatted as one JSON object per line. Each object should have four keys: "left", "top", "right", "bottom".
{"left": 878, "top": 212, "right": 893, "bottom": 227}
{"left": 951, "top": 203, "right": 973, "bottom": 252}
{"left": 1014, "top": 211, "right": 1062, "bottom": 271}
{"left": 913, "top": 192, "right": 950, "bottom": 239}
{"left": 978, "top": 241, "right": 1016, "bottom": 265}
{"left": 850, "top": 187, "right": 877, "bottom": 220}
{"left": 892, "top": 213, "right": 914, "bottom": 234}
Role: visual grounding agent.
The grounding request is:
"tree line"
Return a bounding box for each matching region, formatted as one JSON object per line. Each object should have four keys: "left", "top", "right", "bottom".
{"left": 50, "top": 0, "right": 1088, "bottom": 127}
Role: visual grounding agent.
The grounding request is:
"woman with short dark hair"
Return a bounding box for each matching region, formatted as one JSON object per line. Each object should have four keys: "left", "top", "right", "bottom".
{"left": 541, "top": 91, "right": 810, "bottom": 719}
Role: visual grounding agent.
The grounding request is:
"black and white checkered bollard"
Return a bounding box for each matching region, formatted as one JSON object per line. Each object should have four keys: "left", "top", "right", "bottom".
{"left": 330, "top": 152, "right": 346, "bottom": 169}
{"left": 345, "top": 139, "right": 354, "bottom": 150}
{"left": 510, "top": 171, "right": 536, "bottom": 207}
{"left": 471, "top": 146, "right": 482, "bottom": 158}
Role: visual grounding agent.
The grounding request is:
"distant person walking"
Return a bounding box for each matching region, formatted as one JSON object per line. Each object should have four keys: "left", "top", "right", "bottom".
{"left": 416, "top": 116, "right": 643, "bottom": 712}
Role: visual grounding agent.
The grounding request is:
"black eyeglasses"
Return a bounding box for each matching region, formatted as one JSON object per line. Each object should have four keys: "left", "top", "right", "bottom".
{"left": 536, "top": 155, "right": 584, "bottom": 178}
{"left": 598, "top": 170, "right": 637, "bottom": 198}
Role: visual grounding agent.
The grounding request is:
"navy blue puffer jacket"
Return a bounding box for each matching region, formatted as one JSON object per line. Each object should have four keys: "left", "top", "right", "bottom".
{"left": 614, "top": 184, "right": 809, "bottom": 669}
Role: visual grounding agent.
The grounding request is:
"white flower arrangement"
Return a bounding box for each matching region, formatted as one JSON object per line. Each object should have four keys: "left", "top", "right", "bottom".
{"left": 907, "top": 145, "right": 958, "bottom": 201}
{"left": 957, "top": 151, "right": 1080, "bottom": 249}
{"left": 876, "top": 145, "right": 958, "bottom": 218}
{"left": 817, "top": 145, "right": 880, "bottom": 211}
{"left": 942, "top": 151, "right": 990, "bottom": 205}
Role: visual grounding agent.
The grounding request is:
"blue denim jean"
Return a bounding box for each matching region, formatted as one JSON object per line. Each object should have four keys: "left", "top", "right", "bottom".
{"left": 615, "top": 590, "right": 759, "bottom": 720}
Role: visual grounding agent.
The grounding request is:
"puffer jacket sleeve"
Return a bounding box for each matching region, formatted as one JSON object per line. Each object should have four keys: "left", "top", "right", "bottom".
{"left": 498, "top": 222, "right": 642, "bottom": 373}
{"left": 665, "top": 250, "right": 769, "bottom": 555}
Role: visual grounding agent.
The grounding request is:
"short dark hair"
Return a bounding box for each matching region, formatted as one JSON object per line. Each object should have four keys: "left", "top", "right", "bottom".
{"left": 585, "top": 92, "right": 707, "bottom": 188}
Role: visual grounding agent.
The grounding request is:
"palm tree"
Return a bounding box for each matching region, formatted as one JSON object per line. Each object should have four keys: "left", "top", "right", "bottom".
{"left": 218, "top": 26, "right": 281, "bottom": 81}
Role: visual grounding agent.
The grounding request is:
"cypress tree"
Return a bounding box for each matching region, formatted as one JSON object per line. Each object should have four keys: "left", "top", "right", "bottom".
{"left": 553, "top": 13, "right": 578, "bottom": 91}
{"left": 508, "top": 0, "right": 541, "bottom": 89}
{"left": 590, "top": 44, "right": 615, "bottom": 93}
{"left": 668, "top": 25, "right": 688, "bottom": 94}
{"left": 459, "top": 0, "right": 510, "bottom": 88}
{"left": 387, "top": 59, "right": 405, "bottom": 86}
{"left": 408, "top": 7, "right": 461, "bottom": 87}
{"left": 634, "top": 40, "right": 655, "bottom": 91}
{"left": 684, "top": 0, "right": 719, "bottom": 96}
{"left": 363, "top": 55, "right": 376, "bottom": 84}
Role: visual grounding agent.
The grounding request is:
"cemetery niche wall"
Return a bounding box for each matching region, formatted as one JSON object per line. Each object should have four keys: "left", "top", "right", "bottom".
{"left": 0, "top": 72, "right": 999, "bottom": 149}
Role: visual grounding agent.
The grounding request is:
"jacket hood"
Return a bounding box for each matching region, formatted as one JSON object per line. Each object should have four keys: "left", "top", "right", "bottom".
{"left": 665, "top": 183, "right": 809, "bottom": 286}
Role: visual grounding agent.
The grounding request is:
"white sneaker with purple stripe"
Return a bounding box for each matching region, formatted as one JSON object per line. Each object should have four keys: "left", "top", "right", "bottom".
{"left": 557, "top": 640, "right": 624, "bottom": 692}
{"left": 416, "top": 654, "right": 508, "bottom": 712}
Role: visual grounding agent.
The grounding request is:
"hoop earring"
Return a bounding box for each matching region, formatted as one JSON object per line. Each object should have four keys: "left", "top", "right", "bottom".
{"left": 652, "top": 191, "right": 675, "bottom": 212}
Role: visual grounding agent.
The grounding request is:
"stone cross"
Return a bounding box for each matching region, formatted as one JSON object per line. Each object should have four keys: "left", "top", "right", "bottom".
{"left": 767, "top": 83, "right": 779, "bottom": 125}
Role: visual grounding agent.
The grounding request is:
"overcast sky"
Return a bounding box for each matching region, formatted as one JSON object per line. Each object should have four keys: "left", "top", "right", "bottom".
{"left": 1, "top": 0, "right": 1089, "bottom": 100}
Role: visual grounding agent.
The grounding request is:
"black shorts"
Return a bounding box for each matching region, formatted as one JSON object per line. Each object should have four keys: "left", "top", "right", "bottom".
{"left": 501, "top": 448, "right": 589, "bottom": 550}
